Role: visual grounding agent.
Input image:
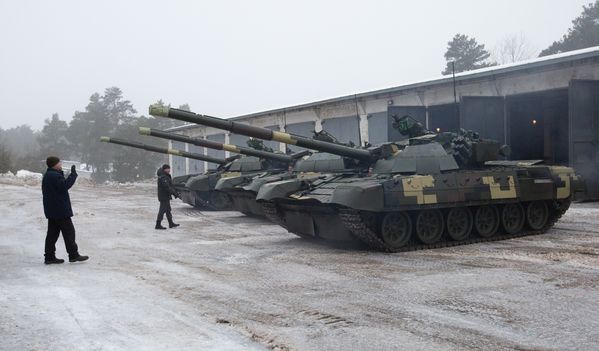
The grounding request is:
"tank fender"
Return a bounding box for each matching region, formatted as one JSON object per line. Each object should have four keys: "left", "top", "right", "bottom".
{"left": 330, "top": 181, "right": 384, "bottom": 211}
{"left": 215, "top": 175, "right": 250, "bottom": 191}
{"left": 242, "top": 173, "right": 294, "bottom": 193}
{"left": 186, "top": 174, "right": 213, "bottom": 191}
{"left": 257, "top": 178, "right": 308, "bottom": 201}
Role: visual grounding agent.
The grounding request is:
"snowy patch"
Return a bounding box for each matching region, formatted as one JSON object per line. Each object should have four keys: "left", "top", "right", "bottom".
{"left": 0, "top": 170, "right": 42, "bottom": 186}
{"left": 16, "top": 169, "right": 43, "bottom": 179}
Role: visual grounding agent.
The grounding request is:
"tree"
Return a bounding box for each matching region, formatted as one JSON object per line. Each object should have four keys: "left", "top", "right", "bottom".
{"left": 0, "top": 140, "right": 11, "bottom": 173}
{"left": 66, "top": 90, "right": 188, "bottom": 182}
{"left": 103, "top": 87, "right": 137, "bottom": 126}
{"left": 493, "top": 33, "right": 537, "bottom": 64}
{"left": 38, "top": 113, "right": 70, "bottom": 158}
{"left": 67, "top": 87, "right": 137, "bottom": 182}
{"left": 0, "top": 125, "right": 42, "bottom": 172}
{"left": 540, "top": 1, "right": 599, "bottom": 56}
{"left": 0, "top": 125, "right": 39, "bottom": 159}
{"left": 442, "top": 34, "right": 495, "bottom": 75}
{"left": 110, "top": 117, "right": 168, "bottom": 183}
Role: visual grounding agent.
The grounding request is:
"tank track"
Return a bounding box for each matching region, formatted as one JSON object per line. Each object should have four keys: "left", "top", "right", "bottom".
{"left": 261, "top": 202, "right": 288, "bottom": 229}
{"left": 339, "top": 200, "right": 571, "bottom": 253}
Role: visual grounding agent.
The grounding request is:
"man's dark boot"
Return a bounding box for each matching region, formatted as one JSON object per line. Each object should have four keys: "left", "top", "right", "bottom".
{"left": 168, "top": 221, "right": 180, "bottom": 228}
{"left": 155, "top": 221, "right": 166, "bottom": 230}
{"left": 69, "top": 255, "right": 89, "bottom": 263}
{"left": 44, "top": 257, "right": 65, "bottom": 264}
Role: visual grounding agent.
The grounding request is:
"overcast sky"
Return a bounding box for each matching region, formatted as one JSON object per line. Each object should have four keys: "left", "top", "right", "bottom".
{"left": 0, "top": 0, "right": 591, "bottom": 130}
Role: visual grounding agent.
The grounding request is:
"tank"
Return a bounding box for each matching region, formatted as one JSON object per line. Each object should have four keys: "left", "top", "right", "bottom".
{"left": 99, "top": 136, "right": 238, "bottom": 210}
{"left": 149, "top": 105, "right": 585, "bottom": 252}
{"left": 138, "top": 127, "right": 308, "bottom": 216}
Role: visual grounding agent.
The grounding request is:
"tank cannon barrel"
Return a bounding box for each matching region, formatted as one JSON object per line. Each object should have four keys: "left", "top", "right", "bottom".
{"left": 149, "top": 105, "right": 373, "bottom": 161}
{"left": 99, "top": 136, "right": 228, "bottom": 165}
{"left": 138, "top": 127, "right": 295, "bottom": 163}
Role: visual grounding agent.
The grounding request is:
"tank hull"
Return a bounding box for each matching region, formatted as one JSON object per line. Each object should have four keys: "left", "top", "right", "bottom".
{"left": 171, "top": 172, "right": 234, "bottom": 210}
{"left": 258, "top": 165, "right": 581, "bottom": 251}
{"left": 215, "top": 171, "right": 293, "bottom": 217}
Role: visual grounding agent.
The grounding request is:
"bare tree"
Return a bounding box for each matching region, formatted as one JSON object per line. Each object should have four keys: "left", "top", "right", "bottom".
{"left": 493, "top": 33, "right": 537, "bottom": 65}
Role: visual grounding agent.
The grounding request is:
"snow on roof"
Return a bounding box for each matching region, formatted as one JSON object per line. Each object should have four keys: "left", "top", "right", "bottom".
{"left": 168, "top": 46, "right": 599, "bottom": 132}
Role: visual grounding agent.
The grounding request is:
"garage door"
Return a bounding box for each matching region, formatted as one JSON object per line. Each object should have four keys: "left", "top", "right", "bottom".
{"left": 321, "top": 116, "right": 360, "bottom": 146}
{"left": 286, "top": 121, "right": 315, "bottom": 152}
{"left": 206, "top": 134, "right": 225, "bottom": 169}
{"left": 460, "top": 96, "right": 505, "bottom": 143}
{"left": 171, "top": 141, "right": 186, "bottom": 176}
{"left": 569, "top": 80, "right": 599, "bottom": 199}
{"left": 229, "top": 134, "right": 250, "bottom": 149}
{"left": 188, "top": 144, "right": 205, "bottom": 174}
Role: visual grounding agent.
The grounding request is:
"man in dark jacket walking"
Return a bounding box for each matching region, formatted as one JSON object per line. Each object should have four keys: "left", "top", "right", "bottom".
{"left": 42, "top": 156, "right": 88, "bottom": 264}
{"left": 156, "top": 164, "right": 180, "bottom": 230}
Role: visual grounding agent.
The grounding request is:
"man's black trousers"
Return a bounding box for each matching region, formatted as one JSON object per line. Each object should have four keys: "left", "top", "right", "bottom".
{"left": 157, "top": 200, "right": 173, "bottom": 223}
{"left": 45, "top": 218, "right": 78, "bottom": 259}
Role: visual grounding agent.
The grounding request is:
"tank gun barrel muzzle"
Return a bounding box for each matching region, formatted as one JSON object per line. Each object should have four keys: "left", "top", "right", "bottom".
{"left": 139, "top": 127, "right": 295, "bottom": 163}
{"left": 149, "top": 105, "right": 373, "bottom": 161}
{"left": 99, "top": 136, "right": 227, "bottom": 165}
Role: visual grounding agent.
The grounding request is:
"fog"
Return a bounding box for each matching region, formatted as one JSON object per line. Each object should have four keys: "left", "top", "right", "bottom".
{"left": 0, "top": 0, "right": 590, "bottom": 129}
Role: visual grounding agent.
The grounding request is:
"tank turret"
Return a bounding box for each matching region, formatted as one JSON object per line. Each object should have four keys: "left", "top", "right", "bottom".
{"left": 392, "top": 115, "right": 509, "bottom": 167}
{"left": 99, "top": 136, "right": 231, "bottom": 165}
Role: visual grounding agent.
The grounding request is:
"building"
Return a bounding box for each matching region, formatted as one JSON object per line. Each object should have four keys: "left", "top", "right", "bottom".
{"left": 168, "top": 46, "right": 599, "bottom": 198}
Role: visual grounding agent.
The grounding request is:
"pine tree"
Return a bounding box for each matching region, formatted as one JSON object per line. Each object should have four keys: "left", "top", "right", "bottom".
{"left": 67, "top": 88, "right": 137, "bottom": 182}
{"left": 39, "top": 113, "right": 70, "bottom": 158}
{"left": 442, "top": 34, "right": 495, "bottom": 75}
{"left": 540, "top": 1, "right": 599, "bottom": 56}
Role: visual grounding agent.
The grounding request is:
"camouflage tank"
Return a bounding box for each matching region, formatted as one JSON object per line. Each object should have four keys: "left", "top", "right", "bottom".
{"left": 138, "top": 127, "right": 307, "bottom": 216}
{"left": 149, "top": 105, "right": 584, "bottom": 252}
{"left": 207, "top": 129, "right": 363, "bottom": 222}
{"left": 99, "top": 136, "right": 239, "bottom": 210}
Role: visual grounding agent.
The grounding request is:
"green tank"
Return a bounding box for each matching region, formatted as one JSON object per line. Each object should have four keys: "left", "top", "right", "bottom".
{"left": 138, "top": 127, "right": 307, "bottom": 216}
{"left": 99, "top": 136, "right": 238, "bottom": 210}
{"left": 149, "top": 105, "right": 585, "bottom": 252}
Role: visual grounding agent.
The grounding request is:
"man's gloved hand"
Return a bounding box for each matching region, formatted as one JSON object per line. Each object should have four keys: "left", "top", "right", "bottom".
{"left": 71, "top": 165, "right": 77, "bottom": 175}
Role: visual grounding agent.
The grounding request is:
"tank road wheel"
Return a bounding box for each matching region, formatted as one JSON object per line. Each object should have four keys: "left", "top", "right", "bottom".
{"left": 474, "top": 205, "right": 500, "bottom": 238}
{"left": 415, "top": 210, "right": 444, "bottom": 244}
{"left": 209, "top": 191, "right": 232, "bottom": 210}
{"left": 446, "top": 207, "right": 473, "bottom": 241}
{"left": 381, "top": 212, "right": 412, "bottom": 249}
{"left": 501, "top": 203, "right": 525, "bottom": 234}
{"left": 526, "top": 201, "right": 549, "bottom": 230}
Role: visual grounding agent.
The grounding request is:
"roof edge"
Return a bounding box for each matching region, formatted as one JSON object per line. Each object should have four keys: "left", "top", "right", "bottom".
{"left": 167, "top": 46, "right": 599, "bottom": 132}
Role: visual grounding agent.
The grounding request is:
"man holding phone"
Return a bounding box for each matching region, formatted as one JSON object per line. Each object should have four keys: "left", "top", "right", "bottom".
{"left": 42, "top": 156, "right": 89, "bottom": 264}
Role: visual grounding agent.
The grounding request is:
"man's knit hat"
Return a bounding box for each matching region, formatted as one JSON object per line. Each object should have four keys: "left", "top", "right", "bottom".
{"left": 46, "top": 156, "right": 60, "bottom": 168}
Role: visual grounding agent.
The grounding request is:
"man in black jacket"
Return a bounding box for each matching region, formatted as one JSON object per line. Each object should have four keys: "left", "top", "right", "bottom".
{"left": 42, "top": 156, "right": 88, "bottom": 264}
{"left": 156, "top": 164, "right": 180, "bottom": 230}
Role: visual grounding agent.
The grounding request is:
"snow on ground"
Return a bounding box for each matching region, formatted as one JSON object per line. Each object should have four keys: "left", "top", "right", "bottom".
{"left": 1, "top": 170, "right": 44, "bottom": 186}
{"left": 15, "top": 170, "right": 43, "bottom": 179}
{"left": 1, "top": 181, "right": 598, "bottom": 350}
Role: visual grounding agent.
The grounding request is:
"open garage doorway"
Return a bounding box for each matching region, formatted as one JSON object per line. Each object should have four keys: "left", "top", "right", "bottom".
{"left": 428, "top": 103, "right": 459, "bottom": 133}
{"left": 507, "top": 89, "right": 569, "bottom": 165}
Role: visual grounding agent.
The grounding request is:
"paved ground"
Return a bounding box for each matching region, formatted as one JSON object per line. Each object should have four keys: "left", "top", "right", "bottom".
{"left": 1, "top": 180, "right": 598, "bottom": 350}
